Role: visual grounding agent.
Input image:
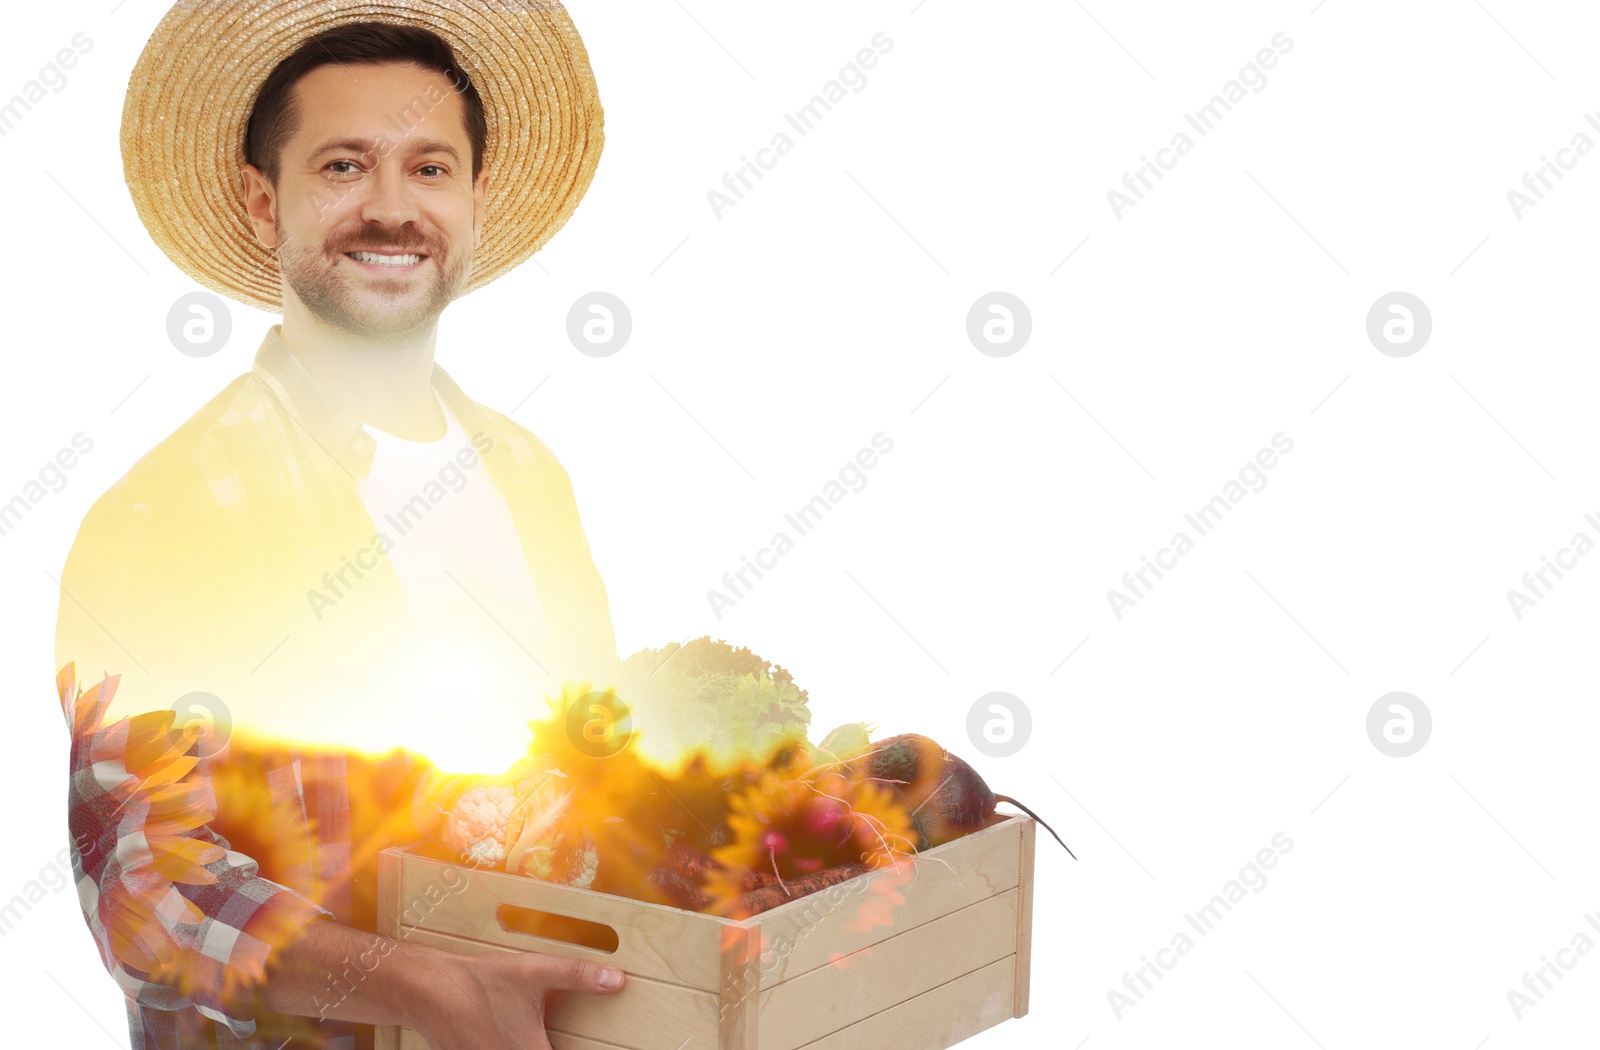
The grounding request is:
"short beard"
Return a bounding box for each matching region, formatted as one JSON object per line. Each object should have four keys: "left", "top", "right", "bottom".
{"left": 275, "top": 219, "right": 468, "bottom": 338}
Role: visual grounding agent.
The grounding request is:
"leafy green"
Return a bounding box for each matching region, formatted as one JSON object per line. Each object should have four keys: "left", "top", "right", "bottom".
{"left": 614, "top": 637, "right": 813, "bottom": 766}
{"left": 813, "top": 721, "right": 875, "bottom": 765}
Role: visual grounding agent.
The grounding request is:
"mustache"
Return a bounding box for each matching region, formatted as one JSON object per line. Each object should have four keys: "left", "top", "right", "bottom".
{"left": 336, "top": 239, "right": 436, "bottom": 255}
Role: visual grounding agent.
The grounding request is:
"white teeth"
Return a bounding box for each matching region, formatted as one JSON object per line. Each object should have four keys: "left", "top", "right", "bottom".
{"left": 350, "top": 251, "right": 423, "bottom": 266}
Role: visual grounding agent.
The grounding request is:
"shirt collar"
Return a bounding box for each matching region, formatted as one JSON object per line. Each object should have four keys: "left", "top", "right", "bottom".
{"left": 248, "top": 323, "right": 486, "bottom": 479}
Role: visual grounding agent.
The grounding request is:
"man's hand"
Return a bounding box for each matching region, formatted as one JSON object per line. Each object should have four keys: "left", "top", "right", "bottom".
{"left": 403, "top": 945, "right": 627, "bottom": 1050}
{"left": 259, "top": 916, "right": 626, "bottom": 1050}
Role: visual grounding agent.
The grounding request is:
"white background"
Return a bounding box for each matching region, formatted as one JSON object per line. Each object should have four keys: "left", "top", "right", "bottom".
{"left": 3, "top": 1, "right": 1598, "bottom": 1047}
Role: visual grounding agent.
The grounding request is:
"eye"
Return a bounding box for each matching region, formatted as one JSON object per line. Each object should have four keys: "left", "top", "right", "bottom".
{"left": 326, "top": 159, "right": 360, "bottom": 175}
{"left": 419, "top": 164, "right": 448, "bottom": 178}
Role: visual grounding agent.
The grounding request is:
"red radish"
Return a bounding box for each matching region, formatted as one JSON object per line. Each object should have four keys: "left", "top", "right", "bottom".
{"left": 801, "top": 797, "right": 847, "bottom": 837}
{"left": 761, "top": 830, "right": 789, "bottom": 856}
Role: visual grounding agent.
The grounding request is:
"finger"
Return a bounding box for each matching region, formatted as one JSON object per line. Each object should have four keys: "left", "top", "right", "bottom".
{"left": 524, "top": 954, "right": 626, "bottom": 994}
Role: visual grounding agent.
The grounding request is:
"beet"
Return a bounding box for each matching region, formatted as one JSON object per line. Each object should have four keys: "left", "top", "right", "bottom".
{"left": 921, "top": 750, "right": 1000, "bottom": 847}
{"left": 858, "top": 734, "right": 1075, "bottom": 858}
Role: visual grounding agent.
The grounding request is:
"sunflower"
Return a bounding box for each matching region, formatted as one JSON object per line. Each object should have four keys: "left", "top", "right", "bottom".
{"left": 703, "top": 764, "right": 918, "bottom": 915}
{"left": 57, "top": 664, "right": 309, "bottom": 1006}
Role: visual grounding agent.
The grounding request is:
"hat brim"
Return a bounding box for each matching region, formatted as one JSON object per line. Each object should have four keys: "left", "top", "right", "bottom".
{"left": 121, "top": 0, "right": 604, "bottom": 314}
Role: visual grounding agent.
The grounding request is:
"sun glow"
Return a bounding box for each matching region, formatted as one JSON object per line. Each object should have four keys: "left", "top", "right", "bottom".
{"left": 393, "top": 631, "right": 534, "bottom": 775}
{"left": 182, "top": 622, "right": 620, "bottom": 779}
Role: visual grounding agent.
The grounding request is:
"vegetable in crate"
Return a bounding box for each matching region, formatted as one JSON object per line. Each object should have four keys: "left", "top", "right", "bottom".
{"left": 653, "top": 762, "right": 921, "bottom": 919}
{"left": 411, "top": 752, "right": 599, "bottom": 887}
{"left": 846, "top": 733, "right": 1076, "bottom": 857}
{"left": 411, "top": 661, "right": 804, "bottom": 904}
{"left": 612, "top": 636, "right": 813, "bottom": 768}
{"left": 412, "top": 642, "right": 1073, "bottom": 920}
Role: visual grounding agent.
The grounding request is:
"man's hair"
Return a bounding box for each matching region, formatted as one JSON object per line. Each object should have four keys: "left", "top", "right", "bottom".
{"left": 244, "top": 22, "right": 488, "bottom": 187}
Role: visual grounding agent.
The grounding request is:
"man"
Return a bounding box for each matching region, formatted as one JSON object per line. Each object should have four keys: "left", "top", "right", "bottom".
{"left": 55, "top": 5, "right": 628, "bottom": 1048}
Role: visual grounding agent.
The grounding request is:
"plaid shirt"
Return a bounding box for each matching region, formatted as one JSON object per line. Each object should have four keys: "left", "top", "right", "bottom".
{"left": 54, "top": 324, "right": 618, "bottom": 1048}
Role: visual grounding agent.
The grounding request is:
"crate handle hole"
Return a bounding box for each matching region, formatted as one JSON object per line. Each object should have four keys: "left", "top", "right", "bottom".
{"left": 495, "top": 904, "right": 620, "bottom": 954}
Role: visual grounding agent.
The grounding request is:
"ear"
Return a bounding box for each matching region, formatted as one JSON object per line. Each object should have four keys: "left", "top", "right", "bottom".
{"left": 240, "top": 163, "right": 280, "bottom": 249}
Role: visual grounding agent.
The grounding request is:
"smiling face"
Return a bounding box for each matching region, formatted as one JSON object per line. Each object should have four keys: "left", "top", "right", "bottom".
{"left": 241, "top": 61, "right": 489, "bottom": 338}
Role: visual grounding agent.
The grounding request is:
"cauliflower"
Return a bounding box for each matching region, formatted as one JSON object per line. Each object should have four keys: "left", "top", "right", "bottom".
{"left": 419, "top": 758, "right": 599, "bottom": 887}
{"left": 439, "top": 784, "right": 517, "bottom": 867}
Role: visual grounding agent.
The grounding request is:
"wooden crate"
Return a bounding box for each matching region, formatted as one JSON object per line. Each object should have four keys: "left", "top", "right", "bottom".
{"left": 374, "top": 814, "right": 1036, "bottom": 1050}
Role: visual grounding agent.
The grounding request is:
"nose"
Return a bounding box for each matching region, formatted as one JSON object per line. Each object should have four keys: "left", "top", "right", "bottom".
{"left": 359, "top": 158, "right": 423, "bottom": 232}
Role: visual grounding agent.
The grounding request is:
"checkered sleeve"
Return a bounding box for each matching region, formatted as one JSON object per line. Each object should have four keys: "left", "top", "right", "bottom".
{"left": 59, "top": 661, "right": 334, "bottom": 1041}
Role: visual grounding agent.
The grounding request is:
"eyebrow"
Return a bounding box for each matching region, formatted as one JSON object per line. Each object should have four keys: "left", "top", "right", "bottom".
{"left": 307, "top": 138, "right": 462, "bottom": 164}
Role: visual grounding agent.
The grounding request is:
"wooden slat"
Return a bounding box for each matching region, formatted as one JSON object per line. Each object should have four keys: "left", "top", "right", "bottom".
{"left": 719, "top": 925, "right": 761, "bottom": 1050}
{"left": 1013, "top": 817, "right": 1035, "bottom": 1018}
{"left": 395, "top": 963, "right": 1023, "bottom": 1050}
{"left": 394, "top": 849, "right": 731, "bottom": 989}
{"left": 756, "top": 888, "right": 1020, "bottom": 1050}
{"left": 401, "top": 1025, "right": 642, "bottom": 1050}
{"left": 547, "top": 1034, "right": 635, "bottom": 1050}
{"left": 388, "top": 926, "right": 719, "bottom": 1050}
{"left": 795, "top": 956, "right": 1018, "bottom": 1050}
{"left": 753, "top": 817, "right": 1022, "bottom": 989}
{"left": 375, "top": 850, "right": 402, "bottom": 1050}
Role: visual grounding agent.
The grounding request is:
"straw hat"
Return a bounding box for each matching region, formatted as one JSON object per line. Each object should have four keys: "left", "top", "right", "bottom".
{"left": 121, "top": 0, "right": 605, "bottom": 314}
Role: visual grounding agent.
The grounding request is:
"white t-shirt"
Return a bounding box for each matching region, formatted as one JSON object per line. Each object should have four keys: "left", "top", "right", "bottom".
{"left": 355, "top": 396, "right": 553, "bottom": 772}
